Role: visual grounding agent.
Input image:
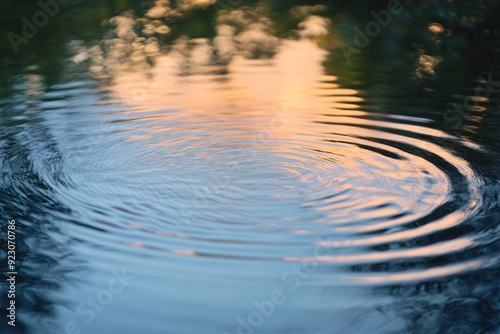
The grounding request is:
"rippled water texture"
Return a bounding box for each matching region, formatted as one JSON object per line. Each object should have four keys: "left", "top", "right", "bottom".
{"left": 1, "top": 1, "right": 500, "bottom": 334}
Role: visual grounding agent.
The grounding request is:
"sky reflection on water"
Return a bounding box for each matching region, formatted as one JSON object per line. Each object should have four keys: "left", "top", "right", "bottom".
{"left": 1, "top": 1, "right": 500, "bottom": 333}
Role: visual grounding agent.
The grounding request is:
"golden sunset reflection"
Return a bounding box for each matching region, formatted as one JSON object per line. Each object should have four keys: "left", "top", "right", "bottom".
{"left": 110, "top": 39, "right": 366, "bottom": 143}
{"left": 284, "top": 237, "right": 473, "bottom": 263}
{"left": 346, "top": 259, "right": 490, "bottom": 285}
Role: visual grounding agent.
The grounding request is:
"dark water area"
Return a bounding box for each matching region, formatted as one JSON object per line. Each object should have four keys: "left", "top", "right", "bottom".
{"left": 1, "top": 1, "right": 500, "bottom": 333}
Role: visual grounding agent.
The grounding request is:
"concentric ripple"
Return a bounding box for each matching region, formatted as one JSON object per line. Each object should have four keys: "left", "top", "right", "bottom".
{"left": 32, "top": 40, "right": 495, "bottom": 288}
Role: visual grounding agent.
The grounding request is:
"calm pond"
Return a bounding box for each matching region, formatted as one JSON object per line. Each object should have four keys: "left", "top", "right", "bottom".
{"left": 1, "top": 1, "right": 499, "bottom": 333}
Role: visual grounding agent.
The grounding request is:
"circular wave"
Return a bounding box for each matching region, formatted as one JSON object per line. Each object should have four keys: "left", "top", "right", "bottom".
{"left": 51, "top": 74, "right": 498, "bottom": 286}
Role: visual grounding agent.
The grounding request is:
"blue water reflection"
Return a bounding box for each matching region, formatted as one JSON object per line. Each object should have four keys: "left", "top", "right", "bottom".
{"left": 1, "top": 1, "right": 499, "bottom": 333}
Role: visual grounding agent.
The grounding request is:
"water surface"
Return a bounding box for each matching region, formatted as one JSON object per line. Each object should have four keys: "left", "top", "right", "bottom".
{"left": 1, "top": 1, "right": 500, "bottom": 333}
